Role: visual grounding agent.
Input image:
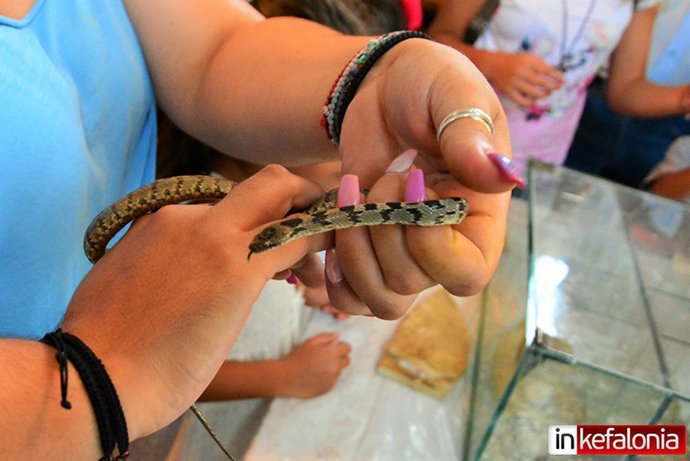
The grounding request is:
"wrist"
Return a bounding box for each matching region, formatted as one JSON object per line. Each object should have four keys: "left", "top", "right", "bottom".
{"left": 105, "top": 352, "right": 150, "bottom": 441}
{"left": 5, "top": 341, "right": 102, "bottom": 458}
{"left": 270, "top": 358, "right": 297, "bottom": 397}
{"left": 321, "top": 31, "right": 431, "bottom": 145}
{"left": 40, "top": 331, "right": 131, "bottom": 458}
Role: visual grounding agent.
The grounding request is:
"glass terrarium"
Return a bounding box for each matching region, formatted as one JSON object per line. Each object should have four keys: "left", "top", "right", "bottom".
{"left": 464, "top": 161, "right": 690, "bottom": 460}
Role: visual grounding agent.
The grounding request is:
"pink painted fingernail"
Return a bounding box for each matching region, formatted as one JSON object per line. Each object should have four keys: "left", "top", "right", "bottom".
{"left": 385, "top": 149, "right": 418, "bottom": 174}
{"left": 404, "top": 168, "right": 426, "bottom": 202}
{"left": 325, "top": 249, "right": 344, "bottom": 284}
{"left": 487, "top": 153, "right": 526, "bottom": 189}
{"left": 286, "top": 274, "right": 298, "bottom": 285}
{"left": 338, "top": 174, "right": 361, "bottom": 207}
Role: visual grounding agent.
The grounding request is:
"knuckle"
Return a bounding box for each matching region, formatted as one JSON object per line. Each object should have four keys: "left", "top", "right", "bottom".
{"left": 258, "top": 163, "right": 292, "bottom": 181}
{"left": 256, "top": 164, "right": 305, "bottom": 194}
{"left": 369, "top": 297, "right": 407, "bottom": 320}
{"left": 383, "top": 272, "right": 425, "bottom": 296}
{"left": 146, "top": 204, "right": 183, "bottom": 225}
{"left": 446, "top": 272, "right": 490, "bottom": 297}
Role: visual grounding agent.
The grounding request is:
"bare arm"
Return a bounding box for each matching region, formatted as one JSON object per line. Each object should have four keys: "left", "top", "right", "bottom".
{"left": 199, "top": 333, "right": 351, "bottom": 401}
{"left": 0, "top": 340, "right": 102, "bottom": 458}
{"left": 650, "top": 169, "right": 690, "bottom": 201}
{"left": 123, "top": 0, "right": 366, "bottom": 166}
{"left": 607, "top": 6, "right": 690, "bottom": 117}
{"left": 427, "top": 0, "right": 487, "bottom": 65}
{"left": 199, "top": 359, "right": 292, "bottom": 400}
{"left": 124, "top": 0, "right": 518, "bottom": 320}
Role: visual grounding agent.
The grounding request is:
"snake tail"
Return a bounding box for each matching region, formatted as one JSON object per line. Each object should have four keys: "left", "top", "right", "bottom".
{"left": 84, "top": 175, "right": 236, "bottom": 263}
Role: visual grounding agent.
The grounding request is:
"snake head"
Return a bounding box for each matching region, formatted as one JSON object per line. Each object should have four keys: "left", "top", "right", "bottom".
{"left": 247, "top": 217, "right": 308, "bottom": 259}
{"left": 248, "top": 227, "right": 282, "bottom": 257}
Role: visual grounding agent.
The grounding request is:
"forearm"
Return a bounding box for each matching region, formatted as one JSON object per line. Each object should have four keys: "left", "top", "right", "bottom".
{"left": 192, "top": 17, "right": 370, "bottom": 165}
{"left": 125, "top": 0, "right": 369, "bottom": 165}
{"left": 199, "top": 359, "right": 288, "bottom": 401}
{"left": 650, "top": 169, "right": 690, "bottom": 201}
{"left": 607, "top": 80, "right": 690, "bottom": 117}
{"left": 0, "top": 339, "right": 101, "bottom": 459}
{"left": 427, "top": 0, "right": 489, "bottom": 78}
{"left": 604, "top": 6, "right": 684, "bottom": 117}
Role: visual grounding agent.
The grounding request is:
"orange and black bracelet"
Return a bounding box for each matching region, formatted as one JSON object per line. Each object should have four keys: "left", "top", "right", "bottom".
{"left": 41, "top": 329, "right": 129, "bottom": 460}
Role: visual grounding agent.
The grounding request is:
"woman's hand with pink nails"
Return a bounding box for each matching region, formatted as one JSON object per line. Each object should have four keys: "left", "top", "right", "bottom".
{"left": 328, "top": 146, "right": 514, "bottom": 319}
{"left": 325, "top": 170, "right": 420, "bottom": 318}
{"left": 323, "top": 43, "right": 517, "bottom": 319}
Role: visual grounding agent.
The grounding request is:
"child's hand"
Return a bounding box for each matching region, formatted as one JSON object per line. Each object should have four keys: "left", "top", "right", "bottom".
{"left": 488, "top": 52, "right": 564, "bottom": 107}
{"left": 277, "top": 332, "right": 351, "bottom": 398}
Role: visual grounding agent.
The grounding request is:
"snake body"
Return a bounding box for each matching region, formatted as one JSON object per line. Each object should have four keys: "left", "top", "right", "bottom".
{"left": 84, "top": 175, "right": 469, "bottom": 263}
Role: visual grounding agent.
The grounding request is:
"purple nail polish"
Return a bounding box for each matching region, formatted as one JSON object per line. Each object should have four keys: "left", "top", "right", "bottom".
{"left": 338, "top": 174, "right": 361, "bottom": 207}
{"left": 487, "top": 153, "right": 526, "bottom": 189}
{"left": 286, "top": 274, "right": 298, "bottom": 285}
{"left": 404, "top": 169, "right": 426, "bottom": 202}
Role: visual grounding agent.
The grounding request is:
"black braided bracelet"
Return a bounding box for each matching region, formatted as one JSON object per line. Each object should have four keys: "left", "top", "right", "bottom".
{"left": 41, "top": 329, "right": 129, "bottom": 460}
{"left": 321, "top": 30, "right": 432, "bottom": 145}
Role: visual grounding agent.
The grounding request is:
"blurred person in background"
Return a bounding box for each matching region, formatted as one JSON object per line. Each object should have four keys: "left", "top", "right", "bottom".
{"left": 565, "top": 0, "right": 690, "bottom": 188}
{"left": 429, "top": 0, "right": 664, "bottom": 179}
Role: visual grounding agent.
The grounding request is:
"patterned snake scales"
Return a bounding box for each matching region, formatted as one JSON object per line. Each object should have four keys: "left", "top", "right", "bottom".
{"left": 84, "top": 175, "right": 469, "bottom": 264}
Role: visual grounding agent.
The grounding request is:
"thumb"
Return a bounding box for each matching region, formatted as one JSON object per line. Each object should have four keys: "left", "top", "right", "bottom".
{"left": 436, "top": 110, "right": 524, "bottom": 193}
{"left": 211, "top": 164, "right": 325, "bottom": 231}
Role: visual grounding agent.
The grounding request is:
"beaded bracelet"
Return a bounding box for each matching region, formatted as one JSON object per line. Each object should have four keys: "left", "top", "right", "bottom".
{"left": 321, "top": 30, "right": 432, "bottom": 145}
{"left": 42, "top": 329, "right": 130, "bottom": 460}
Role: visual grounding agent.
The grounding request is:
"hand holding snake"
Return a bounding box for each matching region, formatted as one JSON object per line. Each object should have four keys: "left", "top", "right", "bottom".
{"left": 83, "top": 173, "right": 468, "bottom": 264}
{"left": 325, "top": 41, "right": 518, "bottom": 317}
{"left": 70, "top": 39, "right": 518, "bottom": 455}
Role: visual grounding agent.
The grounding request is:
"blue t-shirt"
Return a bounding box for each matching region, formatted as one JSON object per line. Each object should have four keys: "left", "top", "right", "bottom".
{"left": 0, "top": 0, "right": 157, "bottom": 338}
{"left": 647, "top": 0, "right": 690, "bottom": 85}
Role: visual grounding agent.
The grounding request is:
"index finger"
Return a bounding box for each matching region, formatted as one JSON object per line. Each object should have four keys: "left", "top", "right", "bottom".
{"left": 405, "top": 188, "right": 509, "bottom": 295}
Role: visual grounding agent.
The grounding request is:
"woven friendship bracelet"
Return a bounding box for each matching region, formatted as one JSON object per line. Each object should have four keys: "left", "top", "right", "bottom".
{"left": 321, "top": 30, "right": 432, "bottom": 145}
{"left": 41, "top": 329, "right": 130, "bottom": 460}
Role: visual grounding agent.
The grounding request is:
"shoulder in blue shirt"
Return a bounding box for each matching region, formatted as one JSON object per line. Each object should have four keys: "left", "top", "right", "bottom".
{"left": 0, "top": 0, "right": 157, "bottom": 338}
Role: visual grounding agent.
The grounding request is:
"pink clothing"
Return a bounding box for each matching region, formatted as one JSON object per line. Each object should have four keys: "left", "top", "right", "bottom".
{"left": 401, "top": 0, "right": 423, "bottom": 30}
{"left": 474, "top": 0, "right": 658, "bottom": 176}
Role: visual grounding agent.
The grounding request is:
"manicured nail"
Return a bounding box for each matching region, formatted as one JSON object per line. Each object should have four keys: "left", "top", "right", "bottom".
{"left": 325, "top": 249, "right": 344, "bottom": 284}
{"left": 338, "top": 174, "right": 361, "bottom": 207}
{"left": 404, "top": 168, "right": 426, "bottom": 202}
{"left": 487, "top": 153, "right": 526, "bottom": 189}
{"left": 385, "top": 149, "right": 418, "bottom": 174}
{"left": 286, "top": 274, "right": 298, "bottom": 285}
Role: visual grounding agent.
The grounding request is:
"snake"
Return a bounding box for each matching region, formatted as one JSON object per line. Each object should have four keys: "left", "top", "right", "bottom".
{"left": 83, "top": 175, "right": 469, "bottom": 263}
